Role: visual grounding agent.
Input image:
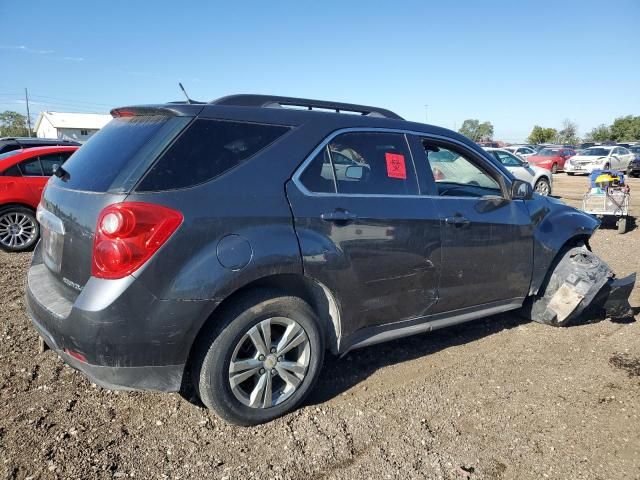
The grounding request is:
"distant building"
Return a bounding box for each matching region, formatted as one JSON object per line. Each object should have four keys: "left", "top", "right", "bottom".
{"left": 34, "top": 111, "right": 111, "bottom": 143}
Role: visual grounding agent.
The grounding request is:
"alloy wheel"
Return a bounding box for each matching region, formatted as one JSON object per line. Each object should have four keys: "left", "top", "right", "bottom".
{"left": 228, "top": 317, "right": 311, "bottom": 409}
{"left": 535, "top": 179, "right": 551, "bottom": 196}
{"left": 0, "top": 212, "right": 37, "bottom": 249}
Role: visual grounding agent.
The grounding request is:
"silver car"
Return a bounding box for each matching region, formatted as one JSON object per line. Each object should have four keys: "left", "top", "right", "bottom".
{"left": 485, "top": 148, "right": 552, "bottom": 196}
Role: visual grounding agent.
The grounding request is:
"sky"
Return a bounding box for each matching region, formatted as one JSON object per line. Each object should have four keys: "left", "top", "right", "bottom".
{"left": 0, "top": 0, "right": 638, "bottom": 142}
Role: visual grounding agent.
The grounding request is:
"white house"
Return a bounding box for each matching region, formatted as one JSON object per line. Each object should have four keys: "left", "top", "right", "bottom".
{"left": 35, "top": 111, "right": 112, "bottom": 143}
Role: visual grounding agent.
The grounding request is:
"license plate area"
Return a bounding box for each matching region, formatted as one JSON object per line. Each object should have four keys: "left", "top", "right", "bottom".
{"left": 36, "top": 206, "right": 65, "bottom": 273}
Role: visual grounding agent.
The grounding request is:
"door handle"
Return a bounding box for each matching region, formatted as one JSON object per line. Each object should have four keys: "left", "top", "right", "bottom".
{"left": 444, "top": 215, "right": 471, "bottom": 227}
{"left": 321, "top": 210, "right": 357, "bottom": 223}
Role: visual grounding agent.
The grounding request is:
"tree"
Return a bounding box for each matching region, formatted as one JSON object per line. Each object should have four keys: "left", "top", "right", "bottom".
{"left": 527, "top": 125, "right": 557, "bottom": 144}
{"left": 610, "top": 115, "right": 640, "bottom": 141}
{"left": 458, "top": 119, "right": 494, "bottom": 142}
{"left": 585, "top": 124, "right": 612, "bottom": 142}
{"left": 0, "top": 111, "right": 30, "bottom": 137}
{"left": 555, "top": 119, "right": 580, "bottom": 145}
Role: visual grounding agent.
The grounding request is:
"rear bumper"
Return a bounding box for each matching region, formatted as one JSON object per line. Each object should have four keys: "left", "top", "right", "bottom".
{"left": 25, "top": 252, "right": 215, "bottom": 392}
{"left": 565, "top": 163, "right": 597, "bottom": 174}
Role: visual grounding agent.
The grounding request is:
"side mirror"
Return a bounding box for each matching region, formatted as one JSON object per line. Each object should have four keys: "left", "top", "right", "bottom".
{"left": 511, "top": 179, "right": 533, "bottom": 200}
{"left": 522, "top": 161, "right": 529, "bottom": 167}
{"left": 345, "top": 165, "right": 365, "bottom": 180}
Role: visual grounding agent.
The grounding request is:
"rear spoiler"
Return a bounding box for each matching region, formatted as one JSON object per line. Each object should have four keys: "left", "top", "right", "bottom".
{"left": 110, "top": 104, "right": 204, "bottom": 118}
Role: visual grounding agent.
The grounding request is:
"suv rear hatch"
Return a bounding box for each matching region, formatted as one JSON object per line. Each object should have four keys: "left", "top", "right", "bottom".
{"left": 38, "top": 107, "right": 197, "bottom": 290}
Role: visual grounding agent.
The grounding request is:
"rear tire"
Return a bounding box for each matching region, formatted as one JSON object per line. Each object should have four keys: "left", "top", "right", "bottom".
{"left": 551, "top": 163, "right": 558, "bottom": 174}
{"left": 0, "top": 206, "right": 39, "bottom": 252}
{"left": 192, "top": 290, "right": 325, "bottom": 426}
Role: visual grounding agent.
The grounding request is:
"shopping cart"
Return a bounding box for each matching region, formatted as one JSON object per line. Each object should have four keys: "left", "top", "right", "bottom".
{"left": 582, "top": 170, "right": 631, "bottom": 234}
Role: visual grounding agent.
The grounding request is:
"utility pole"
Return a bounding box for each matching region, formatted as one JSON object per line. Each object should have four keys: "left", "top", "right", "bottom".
{"left": 24, "top": 88, "right": 32, "bottom": 137}
{"left": 424, "top": 104, "right": 429, "bottom": 124}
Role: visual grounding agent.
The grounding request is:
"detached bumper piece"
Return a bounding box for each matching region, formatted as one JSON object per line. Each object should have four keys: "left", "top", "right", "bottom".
{"left": 524, "top": 246, "right": 635, "bottom": 326}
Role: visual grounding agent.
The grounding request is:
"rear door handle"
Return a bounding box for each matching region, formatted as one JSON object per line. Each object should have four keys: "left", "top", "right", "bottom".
{"left": 444, "top": 215, "right": 471, "bottom": 227}
{"left": 321, "top": 210, "right": 357, "bottom": 223}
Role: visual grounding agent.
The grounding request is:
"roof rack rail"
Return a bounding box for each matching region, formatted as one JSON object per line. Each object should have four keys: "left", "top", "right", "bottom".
{"left": 209, "top": 94, "right": 404, "bottom": 120}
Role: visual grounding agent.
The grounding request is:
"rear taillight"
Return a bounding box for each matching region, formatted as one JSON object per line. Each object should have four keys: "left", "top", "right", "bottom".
{"left": 92, "top": 202, "right": 183, "bottom": 279}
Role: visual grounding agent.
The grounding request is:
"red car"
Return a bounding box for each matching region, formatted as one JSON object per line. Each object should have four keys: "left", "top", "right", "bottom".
{"left": 527, "top": 147, "right": 576, "bottom": 173}
{"left": 0, "top": 145, "right": 78, "bottom": 252}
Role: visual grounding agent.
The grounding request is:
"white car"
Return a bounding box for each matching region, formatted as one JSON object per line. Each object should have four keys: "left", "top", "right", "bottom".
{"left": 504, "top": 145, "right": 537, "bottom": 159}
{"left": 484, "top": 148, "right": 553, "bottom": 196}
{"left": 565, "top": 146, "right": 635, "bottom": 175}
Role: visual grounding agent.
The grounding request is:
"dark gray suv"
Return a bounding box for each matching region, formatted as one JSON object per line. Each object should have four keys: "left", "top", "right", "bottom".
{"left": 26, "top": 95, "right": 634, "bottom": 425}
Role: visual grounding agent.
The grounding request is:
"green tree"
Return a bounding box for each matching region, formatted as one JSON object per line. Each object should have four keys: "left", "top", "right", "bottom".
{"left": 555, "top": 119, "right": 580, "bottom": 145}
{"left": 527, "top": 125, "right": 557, "bottom": 144}
{"left": 585, "top": 124, "right": 612, "bottom": 142}
{"left": 458, "top": 119, "right": 494, "bottom": 141}
{"left": 610, "top": 115, "right": 640, "bottom": 141}
{"left": 0, "top": 111, "right": 30, "bottom": 137}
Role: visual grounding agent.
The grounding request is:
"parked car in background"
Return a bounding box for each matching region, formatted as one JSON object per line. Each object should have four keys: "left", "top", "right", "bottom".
{"left": 0, "top": 146, "right": 78, "bottom": 251}
{"left": 504, "top": 145, "right": 537, "bottom": 159}
{"left": 0, "top": 137, "right": 80, "bottom": 155}
{"left": 485, "top": 148, "right": 552, "bottom": 195}
{"left": 527, "top": 147, "right": 576, "bottom": 173}
{"left": 565, "top": 146, "right": 635, "bottom": 175}
{"left": 579, "top": 142, "right": 597, "bottom": 150}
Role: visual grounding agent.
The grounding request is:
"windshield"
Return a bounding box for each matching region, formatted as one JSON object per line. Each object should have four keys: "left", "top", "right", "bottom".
{"left": 538, "top": 148, "right": 561, "bottom": 156}
{"left": 583, "top": 148, "right": 611, "bottom": 156}
{"left": 0, "top": 149, "right": 23, "bottom": 161}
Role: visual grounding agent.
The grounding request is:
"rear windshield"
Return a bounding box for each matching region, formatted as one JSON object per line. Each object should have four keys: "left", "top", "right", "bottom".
{"left": 538, "top": 148, "right": 561, "bottom": 156}
{"left": 50, "top": 115, "right": 170, "bottom": 192}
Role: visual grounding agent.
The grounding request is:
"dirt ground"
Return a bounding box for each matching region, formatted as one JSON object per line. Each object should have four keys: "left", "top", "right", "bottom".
{"left": 1, "top": 174, "right": 639, "bottom": 480}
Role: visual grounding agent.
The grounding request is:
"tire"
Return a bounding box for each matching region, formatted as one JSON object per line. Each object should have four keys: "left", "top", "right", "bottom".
{"left": 551, "top": 163, "right": 558, "bottom": 174}
{"left": 604, "top": 163, "right": 610, "bottom": 170}
{"left": 192, "top": 290, "right": 325, "bottom": 426}
{"left": 0, "top": 206, "right": 39, "bottom": 252}
{"left": 567, "top": 172, "right": 575, "bottom": 176}
{"left": 617, "top": 217, "right": 627, "bottom": 234}
{"left": 534, "top": 178, "right": 551, "bottom": 196}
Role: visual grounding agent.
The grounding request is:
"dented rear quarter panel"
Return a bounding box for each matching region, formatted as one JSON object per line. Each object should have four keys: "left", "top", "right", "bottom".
{"left": 525, "top": 194, "right": 600, "bottom": 295}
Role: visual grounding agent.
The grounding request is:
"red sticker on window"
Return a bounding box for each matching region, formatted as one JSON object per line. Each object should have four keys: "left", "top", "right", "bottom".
{"left": 385, "top": 152, "right": 406, "bottom": 179}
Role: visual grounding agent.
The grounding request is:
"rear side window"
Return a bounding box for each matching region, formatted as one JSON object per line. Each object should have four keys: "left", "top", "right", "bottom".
{"left": 299, "top": 147, "right": 336, "bottom": 193}
{"left": 2, "top": 164, "right": 21, "bottom": 177}
{"left": 50, "top": 115, "right": 170, "bottom": 192}
{"left": 137, "top": 119, "right": 290, "bottom": 191}
{"left": 328, "top": 132, "right": 418, "bottom": 195}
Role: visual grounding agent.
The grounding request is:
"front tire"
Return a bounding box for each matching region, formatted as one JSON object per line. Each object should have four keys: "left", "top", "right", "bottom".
{"left": 192, "top": 291, "right": 325, "bottom": 426}
{"left": 534, "top": 178, "right": 551, "bottom": 196}
{"left": 567, "top": 172, "right": 575, "bottom": 176}
{"left": 0, "top": 206, "right": 39, "bottom": 252}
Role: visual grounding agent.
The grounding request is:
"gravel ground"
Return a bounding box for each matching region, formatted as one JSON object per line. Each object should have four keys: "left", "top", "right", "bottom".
{"left": 1, "top": 174, "right": 639, "bottom": 480}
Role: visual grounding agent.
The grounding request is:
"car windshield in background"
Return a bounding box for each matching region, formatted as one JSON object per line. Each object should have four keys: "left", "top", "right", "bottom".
{"left": 0, "top": 150, "right": 23, "bottom": 161}
{"left": 583, "top": 148, "right": 611, "bottom": 156}
{"left": 630, "top": 146, "right": 640, "bottom": 153}
{"left": 538, "top": 148, "right": 561, "bottom": 156}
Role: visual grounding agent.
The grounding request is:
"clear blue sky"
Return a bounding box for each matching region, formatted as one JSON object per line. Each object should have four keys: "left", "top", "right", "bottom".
{"left": 1, "top": 0, "right": 638, "bottom": 142}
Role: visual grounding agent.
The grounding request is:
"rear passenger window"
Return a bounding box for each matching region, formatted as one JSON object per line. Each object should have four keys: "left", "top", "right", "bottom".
{"left": 19, "top": 158, "right": 44, "bottom": 176}
{"left": 2, "top": 165, "right": 22, "bottom": 177}
{"left": 138, "top": 119, "right": 290, "bottom": 191}
{"left": 328, "top": 132, "right": 418, "bottom": 195}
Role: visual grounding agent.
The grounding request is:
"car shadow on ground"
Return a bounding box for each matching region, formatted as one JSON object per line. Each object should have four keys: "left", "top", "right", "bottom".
{"left": 305, "top": 313, "right": 529, "bottom": 406}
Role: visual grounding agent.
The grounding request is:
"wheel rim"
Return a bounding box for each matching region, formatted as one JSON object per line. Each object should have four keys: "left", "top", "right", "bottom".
{"left": 535, "top": 180, "right": 550, "bottom": 195}
{"left": 228, "top": 317, "right": 311, "bottom": 409}
{"left": 0, "top": 212, "right": 37, "bottom": 249}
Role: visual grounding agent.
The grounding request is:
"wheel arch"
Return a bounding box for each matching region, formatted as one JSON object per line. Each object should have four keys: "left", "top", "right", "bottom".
{"left": 0, "top": 202, "right": 37, "bottom": 213}
{"left": 186, "top": 273, "right": 342, "bottom": 372}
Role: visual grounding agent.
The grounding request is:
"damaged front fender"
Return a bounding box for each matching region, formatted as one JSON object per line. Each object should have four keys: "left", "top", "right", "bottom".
{"left": 521, "top": 246, "right": 635, "bottom": 326}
